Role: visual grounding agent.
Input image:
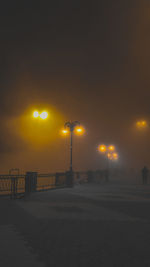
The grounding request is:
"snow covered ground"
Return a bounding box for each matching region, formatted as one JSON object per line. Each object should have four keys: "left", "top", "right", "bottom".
{"left": 1, "top": 183, "right": 150, "bottom": 266}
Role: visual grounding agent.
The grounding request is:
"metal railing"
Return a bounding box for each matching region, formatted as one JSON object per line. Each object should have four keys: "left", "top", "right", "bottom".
{"left": 0, "top": 171, "right": 76, "bottom": 199}
{"left": 0, "top": 175, "right": 25, "bottom": 198}
{"left": 0, "top": 170, "right": 109, "bottom": 199}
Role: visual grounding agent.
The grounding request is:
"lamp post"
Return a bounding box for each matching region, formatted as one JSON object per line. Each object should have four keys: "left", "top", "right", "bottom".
{"left": 98, "top": 144, "right": 118, "bottom": 182}
{"left": 98, "top": 145, "right": 116, "bottom": 161}
{"left": 62, "top": 121, "right": 84, "bottom": 187}
{"left": 64, "top": 121, "right": 80, "bottom": 172}
{"left": 135, "top": 119, "right": 149, "bottom": 172}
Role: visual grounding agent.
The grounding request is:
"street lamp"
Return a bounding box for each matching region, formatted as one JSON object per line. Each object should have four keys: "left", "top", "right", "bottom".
{"left": 112, "top": 152, "right": 119, "bottom": 161}
{"left": 108, "top": 145, "right": 115, "bottom": 152}
{"left": 40, "top": 111, "right": 48, "bottom": 120}
{"left": 33, "top": 111, "right": 39, "bottom": 118}
{"left": 98, "top": 144, "right": 118, "bottom": 181}
{"left": 136, "top": 120, "right": 148, "bottom": 129}
{"left": 98, "top": 144, "right": 116, "bottom": 154}
{"left": 98, "top": 144, "right": 117, "bottom": 164}
{"left": 62, "top": 121, "right": 84, "bottom": 172}
{"left": 99, "top": 145, "right": 107, "bottom": 153}
{"left": 32, "top": 110, "right": 48, "bottom": 120}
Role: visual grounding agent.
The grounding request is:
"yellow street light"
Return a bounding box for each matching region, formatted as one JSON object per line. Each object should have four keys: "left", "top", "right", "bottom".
{"left": 75, "top": 126, "right": 84, "bottom": 135}
{"left": 108, "top": 145, "right": 115, "bottom": 151}
{"left": 112, "top": 152, "right": 118, "bottom": 160}
{"left": 98, "top": 145, "right": 107, "bottom": 153}
{"left": 62, "top": 126, "right": 85, "bottom": 136}
{"left": 62, "top": 121, "right": 84, "bottom": 173}
{"left": 107, "top": 152, "right": 112, "bottom": 159}
{"left": 136, "top": 120, "right": 148, "bottom": 129}
{"left": 40, "top": 111, "right": 48, "bottom": 120}
{"left": 98, "top": 144, "right": 119, "bottom": 160}
{"left": 33, "top": 110, "right": 49, "bottom": 120}
{"left": 98, "top": 144, "right": 119, "bottom": 183}
{"left": 33, "top": 111, "right": 39, "bottom": 118}
{"left": 61, "top": 129, "right": 69, "bottom": 135}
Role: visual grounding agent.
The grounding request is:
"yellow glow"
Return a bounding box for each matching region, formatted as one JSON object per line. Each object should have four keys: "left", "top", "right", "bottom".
{"left": 108, "top": 145, "right": 115, "bottom": 151}
{"left": 75, "top": 126, "right": 84, "bottom": 135}
{"left": 13, "top": 105, "right": 64, "bottom": 148}
{"left": 76, "top": 128, "right": 82, "bottom": 132}
{"left": 40, "top": 111, "right": 48, "bottom": 120}
{"left": 62, "top": 129, "right": 69, "bottom": 135}
{"left": 107, "top": 153, "right": 112, "bottom": 159}
{"left": 33, "top": 111, "right": 39, "bottom": 118}
{"left": 136, "top": 120, "right": 148, "bottom": 128}
{"left": 112, "top": 153, "right": 118, "bottom": 160}
{"left": 99, "top": 145, "right": 106, "bottom": 153}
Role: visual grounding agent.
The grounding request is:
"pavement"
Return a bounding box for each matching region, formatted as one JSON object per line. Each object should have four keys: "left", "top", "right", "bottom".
{"left": 1, "top": 183, "right": 150, "bottom": 267}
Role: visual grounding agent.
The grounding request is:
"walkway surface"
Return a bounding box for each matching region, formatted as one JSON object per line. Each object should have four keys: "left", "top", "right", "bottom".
{"left": 1, "top": 183, "right": 150, "bottom": 267}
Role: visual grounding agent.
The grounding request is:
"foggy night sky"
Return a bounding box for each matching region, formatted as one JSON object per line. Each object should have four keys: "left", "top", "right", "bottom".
{"left": 0, "top": 0, "right": 150, "bottom": 173}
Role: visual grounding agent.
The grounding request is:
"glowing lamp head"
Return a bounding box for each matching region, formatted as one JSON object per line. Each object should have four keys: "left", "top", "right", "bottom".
{"left": 112, "top": 152, "right": 118, "bottom": 160}
{"left": 108, "top": 145, "right": 115, "bottom": 151}
{"left": 99, "top": 145, "right": 106, "bottom": 153}
{"left": 136, "top": 120, "right": 148, "bottom": 128}
{"left": 75, "top": 126, "right": 84, "bottom": 135}
{"left": 62, "top": 129, "right": 69, "bottom": 135}
{"left": 40, "top": 111, "right": 48, "bottom": 120}
{"left": 107, "top": 153, "right": 112, "bottom": 159}
{"left": 33, "top": 111, "right": 39, "bottom": 118}
{"left": 76, "top": 128, "right": 82, "bottom": 132}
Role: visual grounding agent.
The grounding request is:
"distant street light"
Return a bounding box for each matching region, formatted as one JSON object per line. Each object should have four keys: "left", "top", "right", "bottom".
{"left": 98, "top": 144, "right": 119, "bottom": 182}
{"left": 40, "top": 111, "right": 48, "bottom": 120}
{"left": 62, "top": 121, "right": 84, "bottom": 172}
{"left": 136, "top": 120, "right": 148, "bottom": 129}
{"left": 33, "top": 111, "right": 39, "bottom": 118}
{"left": 108, "top": 145, "right": 115, "bottom": 152}
{"left": 98, "top": 144, "right": 118, "bottom": 164}
{"left": 111, "top": 152, "right": 119, "bottom": 161}
{"left": 62, "top": 129, "right": 68, "bottom": 134}
{"left": 99, "top": 145, "right": 107, "bottom": 153}
{"left": 32, "top": 110, "right": 48, "bottom": 120}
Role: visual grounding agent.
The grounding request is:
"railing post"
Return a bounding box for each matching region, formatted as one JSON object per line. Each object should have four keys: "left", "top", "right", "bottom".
{"left": 15, "top": 177, "right": 18, "bottom": 199}
{"left": 32, "top": 172, "right": 37, "bottom": 192}
{"left": 10, "top": 177, "right": 14, "bottom": 199}
{"left": 66, "top": 171, "right": 74, "bottom": 187}
{"left": 25, "top": 172, "right": 37, "bottom": 196}
{"left": 25, "top": 172, "right": 31, "bottom": 196}
{"left": 55, "top": 173, "right": 59, "bottom": 186}
{"left": 10, "top": 176, "right": 18, "bottom": 199}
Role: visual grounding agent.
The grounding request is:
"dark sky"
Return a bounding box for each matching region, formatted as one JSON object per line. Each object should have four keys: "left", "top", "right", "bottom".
{"left": 0, "top": 0, "right": 150, "bottom": 172}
